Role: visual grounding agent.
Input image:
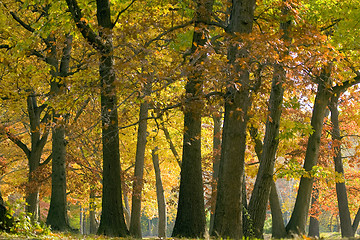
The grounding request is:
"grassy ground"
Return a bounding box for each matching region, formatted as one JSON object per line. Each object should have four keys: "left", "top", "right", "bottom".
{"left": 0, "top": 231, "right": 349, "bottom": 239}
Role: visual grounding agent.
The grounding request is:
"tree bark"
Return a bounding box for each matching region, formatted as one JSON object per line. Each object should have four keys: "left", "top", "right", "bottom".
{"left": 152, "top": 147, "right": 167, "bottom": 238}
{"left": 65, "top": 0, "right": 129, "bottom": 236}
{"left": 130, "top": 84, "right": 150, "bottom": 238}
{"left": 171, "top": 0, "right": 213, "bottom": 237}
{"left": 329, "top": 94, "right": 354, "bottom": 238}
{"left": 270, "top": 180, "right": 287, "bottom": 238}
{"left": 249, "top": 126, "right": 286, "bottom": 238}
{"left": 212, "top": 0, "right": 256, "bottom": 238}
{"left": 89, "top": 187, "right": 98, "bottom": 234}
{"left": 46, "top": 34, "right": 72, "bottom": 231}
{"left": 352, "top": 207, "right": 360, "bottom": 233}
{"left": 286, "top": 66, "right": 332, "bottom": 235}
{"left": 246, "top": 64, "right": 284, "bottom": 238}
{"left": 209, "top": 115, "right": 221, "bottom": 234}
{"left": 308, "top": 183, "right": 320, "bottom": 237}
{"left": 25, "top": 94, "right": 49, "bottom": 220}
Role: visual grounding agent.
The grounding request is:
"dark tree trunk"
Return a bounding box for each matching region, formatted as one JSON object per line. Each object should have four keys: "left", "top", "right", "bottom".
{"left": 211, "top": 0, "right": 255, "bottom": 238}
{"left": 270, "top": 181, "right": 287, "bottom": 238}
{"left": 65, "top": 0, "right": 129, "bottom": 234}
{"left": 171, "top": 0, "right": 213, "bottom": 237}
{"left": 352, "top": 207, "right": 360, "bottom": 233}
{"left": 246, "top": 64, "right": 284, "bottom": 238}
{"left": 246, "top": 2, "right": 290, "bottom": 236}
{"left": 286, "top": 66, "right": 332, "bottom": 235}
{"left": 96, "top": 1, "right": 128, "bottom": 235}
{"left": 308, "top": 183, "right": 320, "bottom": 237}
{"left": 329, "top": 94, "right": 354, "bottom": 238}
{"left": 209, "top": 115, "right": 221, "bottom": 234}
{"left": 249, "top": 126, "right": 286, "bottom": 238}
{"left": 26, "top": 94, "right": 49, "bottom": 220}
{"left": 130, "top": 84, "right": 150, "bottom": 238}
{"left": 152, "top": 147, "right": 167, "bottom": 238}
{"left": 46, "top": 34, "right": 72, "bottom": 231}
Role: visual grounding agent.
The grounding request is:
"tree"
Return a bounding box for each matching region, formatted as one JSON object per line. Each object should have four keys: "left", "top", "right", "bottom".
{"left": 152, "top": 147, "right": 167, "bottom": 238}
{"left": 212, "top": 0, "right": 256, "bottom": 238}
{"left": 65, "top": 0, "right": 129, "bottom": 236}
{"left": 329, "top": 94, "right": 354, "bottom": 237}
{"left": 130, "top": 82, "right": 151, "bottom": 238}
{"left": 171, "top": 0, "right": 213, "bottom": 237}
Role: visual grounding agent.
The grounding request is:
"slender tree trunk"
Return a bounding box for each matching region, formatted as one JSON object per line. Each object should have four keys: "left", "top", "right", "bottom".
{"left": 209, "top": 115, "right": 221, "bottom": 234}
{"left": 89, "top": 187, "right": 98, "bottom": 234}
{"left": 172, "top": 0, "right": 213, "bottom": 237}
{"left": 352, "top": 207, "right": 360, "bottom": 233}
{"left": 152, "top": 147, "right": 167, "bottom": 238}
{"left": 329, "top": 94, "right": 354, "bottom": 237}
{"left": 130, "top": 84, "right": 150, "bottom": 238}
{"left": 246, "top": 63, "right": 284, "bottom": 238}
{"left": 249, "top": 126, "right": 286, "bottom": 238}
{"left": 308, "top": 183, "right": 320, "bottom": 237}
{"left": 212, "top": 1, "right": 256, "bottom": 238}
{"left": 26, "top": 94, "right": 49, "bottom": 220}
{"left": 123, "top": 192, "right": 131, "bottom": 229}
{"left": 286, "top": 65, "right": 332, "bottom": 235}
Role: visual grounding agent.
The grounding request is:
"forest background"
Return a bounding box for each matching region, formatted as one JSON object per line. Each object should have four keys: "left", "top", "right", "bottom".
{"left": 1, "top": 0, "right": 360, "bottom": 239}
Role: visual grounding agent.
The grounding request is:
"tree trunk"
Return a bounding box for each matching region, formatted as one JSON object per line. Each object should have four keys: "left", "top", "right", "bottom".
{"left": 152, "top": 147, "right": 167, "bottom": 238}
{"left": 246, "top": 64, "right": 284, "bottom": 238}
{"left": 308, "top": 183, "right": 320, "bottom": 237}
{"left": 46, "top": 122, "right": 69, "bottom": 230}
{"left": 270, "top": 181, "right": 287, "bottom": 238}
{"left": 26, "top": 94, "right": 49, "bottom": 220}
{"left": 249, "top": 126, "right": 286, "bottom": 238}
{"left": 130, "top": 84, "right": 150, "bottom": 238}
{"left": 352, "top": 207, "right": 360, "bottom": 233}
{"left": 286, "top": 66, "right": 332, "bottom": 235}
{"left": 123, "top": 192, "right": 131, "bottom": 229}
{"left": 46, "top": 34, "right": 72, "bottom": 231}
{"left": 89, "top": 187, "right": 98, "bottom": 234}
{"left": 171, "top": 0, "right": 213, "bottom": 237}
{"left": 329, "top": 94, "right": 354, "bottom": 238}
{"left": 209, "top": 115, "right": 221, "bottom": 234}
{"left": 95, "top": 0, "right": 128, "bottom": 236}
{"left": 211, "top": 0, "right": 255, "bottom": 238}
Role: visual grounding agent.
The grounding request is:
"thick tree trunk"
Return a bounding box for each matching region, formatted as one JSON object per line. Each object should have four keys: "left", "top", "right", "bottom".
{"left": 270, "top": 181, "right": 287, "bottom": 238}
{"left": 329, "top": 95, "right": 354, "bottom": 238}
{"left": 209, "top": 115, "right": 221, "bottom": 234}
{"left": 211, "top": 0, "right": 255, "bottom": 238}
{"left": 171, "top": 0, "right": 213, "bottom": 237}
{"left": 95, "top": 0, "right": 128, "bottom": 236}
{"left": 152, "top": 148, "right": 167, "bottom": 238}
{"left": 46, "top": 34, "right": 72, "bottom": 231}
{"left": 286, "top": 66, "right": 332, "bottom": 235}
{"left": 308, "top": 183, "right": 319, "bottom": 237}
{"left": 46, "top": 122, "right": 69, "bottom": 230}
{"left": 246, "top": 64, "right": 284, "bottom": 238}
{"left": 130, "top": 85, "right": 150, "bottom": 238}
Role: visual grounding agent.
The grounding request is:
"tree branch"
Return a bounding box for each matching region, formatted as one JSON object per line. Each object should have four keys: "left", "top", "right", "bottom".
{"left": 39, "top": 153, "right": 52, "bottom": 166}
{"left": 112, "top": 0, "right": 136, "bottom": 28}
{"left": 65, "top": 0, "right": 105, "bottom": 51}
{"left": 10, "top": 11, "right": 35, "bottom": 32}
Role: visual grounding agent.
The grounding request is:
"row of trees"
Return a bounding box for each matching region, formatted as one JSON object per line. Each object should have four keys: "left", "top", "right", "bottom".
{"left": 1, "top": 0, "right": 360, "bottom": 238}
